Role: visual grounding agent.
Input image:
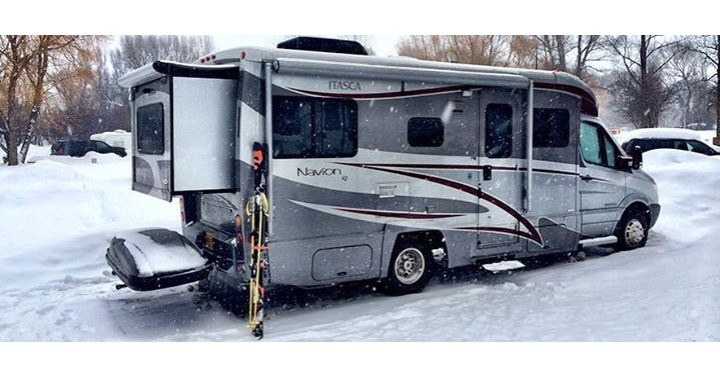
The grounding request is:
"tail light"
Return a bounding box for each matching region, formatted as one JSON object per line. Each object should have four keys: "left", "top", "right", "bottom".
{"left": 179, "top": 197, "right": 186, "bottom": 223}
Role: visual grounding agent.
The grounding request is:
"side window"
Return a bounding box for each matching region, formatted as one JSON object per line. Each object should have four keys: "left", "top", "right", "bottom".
{"left": 408, "top": 117, "right": 444, "bottom": 148}
{"left": 686, "top": 140, "right": 715, "bottom": 155}
{"left": 92, "top": 141, "right": 108, "bottom": 151}
{"left": 485, "top": 104, "right": 513, "bottom": 158}
{"left": 534, "top": 108, "right": 569, "bottom": 148}
{"left": 672, "top": 139, "right": 688, "bottom": 151}
{"left": 136, "top": 103, "right": 164, "bottom": 155}
{"left": 603, "top": 134, "right": 619, "bottom": 168}
{"left": 581, "top": 121, "right": 622, "bottom": 169}
{"left": 273, "top": 96, "right": 358, "bottom": 159}
{"left": 580, "top": 121, "right": 602, "bottom": 165}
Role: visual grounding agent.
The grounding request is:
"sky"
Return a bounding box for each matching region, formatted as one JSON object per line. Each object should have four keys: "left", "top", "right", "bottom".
{"left": 212, "top": 35, "right": 405, "bottom": 56}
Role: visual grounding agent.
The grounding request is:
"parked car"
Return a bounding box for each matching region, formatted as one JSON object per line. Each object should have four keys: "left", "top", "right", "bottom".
{"left": 51, "top": 140, "right": 127, "bottom": 157}
{"left": 622, "top": 138, "right": 718, "bottom": 156}
{"left": 617, "top": 128, "right": 719, "bottom": 157}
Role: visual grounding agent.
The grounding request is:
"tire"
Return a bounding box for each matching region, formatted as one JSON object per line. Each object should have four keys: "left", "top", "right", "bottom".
{"left": 381, "top": 241, "right": 435, "bottom": 296}
{"left": 614, "top": 207, "right": 649, "bottom": 251}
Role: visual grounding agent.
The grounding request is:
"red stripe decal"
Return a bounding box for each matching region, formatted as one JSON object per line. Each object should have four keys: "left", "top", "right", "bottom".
{"left": 339, "top": 163, "right": 543, "bottom": 246}
{"left": 335, "top": 207, "right": 463, "bottom": 220}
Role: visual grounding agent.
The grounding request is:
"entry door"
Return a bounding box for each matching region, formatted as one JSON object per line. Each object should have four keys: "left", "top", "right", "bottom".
{"left": 578, "top": 120, "right": 628, "bottom": 236}
{"left": 475, "top": 89, "right": 523, "bottom": 255}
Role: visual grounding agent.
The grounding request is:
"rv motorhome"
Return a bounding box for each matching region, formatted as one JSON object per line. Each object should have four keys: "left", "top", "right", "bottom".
{"left": 108, "top": 37, "right": 660, "bottom": 331}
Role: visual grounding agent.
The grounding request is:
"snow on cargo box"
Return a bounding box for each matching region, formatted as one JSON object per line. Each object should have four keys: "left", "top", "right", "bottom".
{"left": 106, "top": 228, "right": 211, "bottom": 291}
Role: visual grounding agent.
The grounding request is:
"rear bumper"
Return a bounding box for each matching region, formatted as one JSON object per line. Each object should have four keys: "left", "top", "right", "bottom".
{"left": 648, "top": 204, "right": 661, "bottom": 229}
{"left": 107, "top": 253, "right": 212, "bottom": 291}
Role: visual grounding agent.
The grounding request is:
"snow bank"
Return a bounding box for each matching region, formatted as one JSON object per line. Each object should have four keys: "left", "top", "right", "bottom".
{"left": 0, "top": 155, "right": 179, "bottom": 261}
{"left": 0, "top": 144, "right": 51, "bottom": 162}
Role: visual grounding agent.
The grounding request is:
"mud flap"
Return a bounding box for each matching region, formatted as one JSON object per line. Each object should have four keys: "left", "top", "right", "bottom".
{"left": 106, "top": 228, "right": 211, "bottom": 291}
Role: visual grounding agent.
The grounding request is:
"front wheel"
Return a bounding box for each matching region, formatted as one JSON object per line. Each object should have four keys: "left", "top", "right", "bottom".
{"left": 380, "top": 244, "right": 434, "bottom": 296}
{"left": 614, "top": 208, "right": 649, "bottom": 251}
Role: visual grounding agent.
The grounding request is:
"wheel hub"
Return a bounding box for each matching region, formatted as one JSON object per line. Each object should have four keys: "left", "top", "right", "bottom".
{"left": 625, "top": 219, "right": 645, "bottom": 246}
{"left": 394, "top": 248, "right": 425, "bottom": 285}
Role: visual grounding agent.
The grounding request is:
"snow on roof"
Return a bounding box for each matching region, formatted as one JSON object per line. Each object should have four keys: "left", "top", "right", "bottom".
{"left": 614, "top": 127, "right": 711, "bottom": 145}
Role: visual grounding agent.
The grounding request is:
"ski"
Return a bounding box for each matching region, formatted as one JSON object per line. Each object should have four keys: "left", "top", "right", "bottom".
{"left": 246, "top": 142, "right": 269, "bottom": 339}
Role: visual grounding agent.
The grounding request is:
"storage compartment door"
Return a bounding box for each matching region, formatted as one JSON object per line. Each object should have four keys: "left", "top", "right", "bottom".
{"left": 132, "top": 78, "right": 172, "bottom": 200}
{"left": 172, "top": 77, "right": 237, "bottom": 193}
{"left": 312, "top": 245, "right": 373, "bottom": 281}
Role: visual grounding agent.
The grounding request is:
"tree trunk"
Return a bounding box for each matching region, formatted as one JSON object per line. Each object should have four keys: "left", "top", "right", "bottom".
{"left": 19, "top": 46, "right": 50, "bottom": 163}
{"left": 576, "top": 35, "right": 583, "bottom": 78}
{"left": 19, "top": 106, "right": 40, "bottom": 163}
{"left": 715, "top": 35, "right": 720, "bottom": 146}
{"left": 555, "top": 35, "right": 567, "bottom": 72}
{"left": 5, "top": 131, "right": 19, "bottom": 165}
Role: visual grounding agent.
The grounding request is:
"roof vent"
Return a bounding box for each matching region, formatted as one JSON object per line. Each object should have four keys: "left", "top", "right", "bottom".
{"left": 277, "top": 36, "right": 368, "bottom": 55}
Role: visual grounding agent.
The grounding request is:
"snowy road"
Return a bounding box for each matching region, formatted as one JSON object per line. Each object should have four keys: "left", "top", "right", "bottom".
{"left": 1, "top": 149, "right": 719, "bottom": 341}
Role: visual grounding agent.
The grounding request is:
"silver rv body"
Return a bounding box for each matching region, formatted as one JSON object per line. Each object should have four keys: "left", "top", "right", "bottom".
{"left": 113, "top": 43, "right": 660, "bottom": 294}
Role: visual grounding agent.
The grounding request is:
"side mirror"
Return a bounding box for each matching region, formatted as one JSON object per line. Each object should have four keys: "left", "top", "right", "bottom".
{"left": 630, "top": 145, "right": 643, "bottom": 169}
{"left": 619, "top": 155, "right": 633, "bottom": 170}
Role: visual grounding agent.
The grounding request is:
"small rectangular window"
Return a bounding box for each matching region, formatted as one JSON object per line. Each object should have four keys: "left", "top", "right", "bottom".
{"left": 273, "top": 97, "right": 358, "bottom": 159}
{"left": 485, "top": 104, "right": 513, "bottom": 158}
{"left": 534, "top": 108, "right": 569, "bottom": 148}
{"left": 408, "top": 118, "right": 444, "bottom": 147}
{"left": 136, "top": 103, "right": 165, "bottom": 155}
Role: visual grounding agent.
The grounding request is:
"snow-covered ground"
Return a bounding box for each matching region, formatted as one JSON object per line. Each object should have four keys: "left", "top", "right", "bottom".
{"left": 1, "top": 149, "right": 719, "bottom": 341}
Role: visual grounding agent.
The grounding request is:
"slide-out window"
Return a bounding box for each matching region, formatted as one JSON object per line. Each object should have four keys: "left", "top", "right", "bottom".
{"left": 534, "top": 108, "right": 569, "bottom": 148}
{"left": 273, "top": 96, "right": 358, "bottom": 159}
{"left": 136, "top": 103, "right": 165, "bottom": 155}
{"left": 485, "top": 103, "right": 513, "bottom": 158}
{"left": 408, "top": 117, "right": 444, "bottom": 147}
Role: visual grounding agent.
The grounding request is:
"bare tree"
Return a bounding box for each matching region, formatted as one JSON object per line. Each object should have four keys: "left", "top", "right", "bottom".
{"left": 103, "top": 35, "right": 215, "bottom": 132}
{"left": 396, "top": 35, "right": 512, "bottom": 66}
{"left": 0, "top": 36, "right": 34, "bottom": 164}
{"left": 687, "top": 35, "right": 720, "bottom": 143}
{"left": 575, "top": 35, "right": 604, "bottom": 78}
{"left": 665, "top": 44, "right": 715, "bottom": 127}
{"left": 606, "top": 35, "right": 683, "bottom": 128}
{"left": 0, "top": 35, "right": 103, "bottom": 165}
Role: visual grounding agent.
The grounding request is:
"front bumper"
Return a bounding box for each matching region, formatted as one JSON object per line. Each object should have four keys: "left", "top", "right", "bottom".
{"left": 648, "top": 204, "right": 661, "bottom": 229}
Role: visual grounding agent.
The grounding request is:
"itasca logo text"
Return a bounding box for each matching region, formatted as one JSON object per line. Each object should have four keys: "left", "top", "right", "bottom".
{"left": 297, "top": 167, "right": 343, "bottom": 177}
{"left": 329, "top": 80, "right": 361, "bottom": 91}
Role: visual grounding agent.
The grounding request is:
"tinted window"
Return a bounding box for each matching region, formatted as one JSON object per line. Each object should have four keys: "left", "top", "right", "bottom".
{"left": 534, "top": 108, "right": 569, "bottom": 148}
{"left": 408, "top": 117, "right": 444, "bottom": 147}
{"left": 686, "top": 140, "right": 715, "bottom": 155}
{"left": 92, "top": 141, "right": 109, "bottom": 151}
{"left": 485, "top": 104, "right": 513, "bottom": 158}
{"left": 273, "top": 97, "right": 357, "bottom": 159}
{"left": 580, "top": 122, "right": 602, "bottom": 165}
{"left": 137, "top": 103, "right": 164, "bottom": 154}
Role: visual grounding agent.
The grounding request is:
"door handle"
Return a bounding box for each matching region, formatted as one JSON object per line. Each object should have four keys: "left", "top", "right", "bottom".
{"left": 580, "top": 175, "right": 594, "bottom": 181}
{"left": 482, "top": 165, "right": 492, "bottom": 181}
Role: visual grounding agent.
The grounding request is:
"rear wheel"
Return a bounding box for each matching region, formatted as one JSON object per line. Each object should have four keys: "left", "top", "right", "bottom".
{"left": 381, "top": 242, "right": 435, "bottom": 296}
{"left": 614, "top": 208, "right": 649, "bottom": 251}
